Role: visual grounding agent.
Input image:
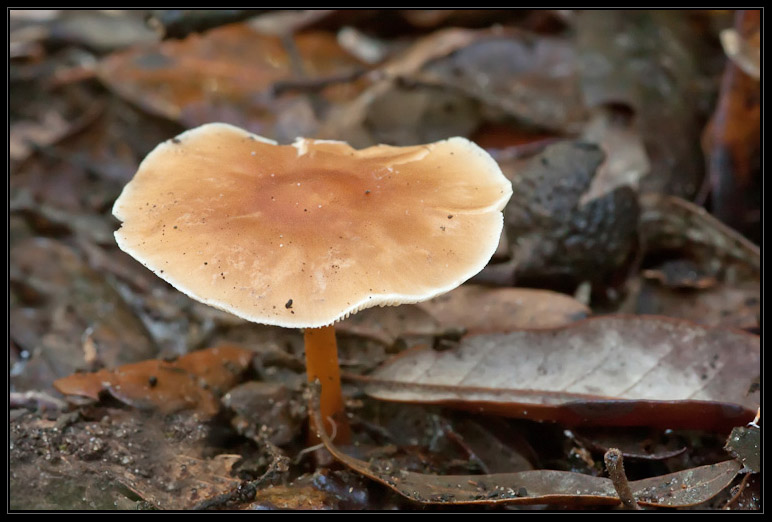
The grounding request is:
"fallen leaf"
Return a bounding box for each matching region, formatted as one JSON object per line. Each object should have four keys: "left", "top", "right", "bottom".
{"left": 9, "top": 237, "right": 157, "bottom": 392}
{"left": 724, "top": 425, "right": 760, "bottom": 473}
{"left": 9, "top": 110, "right": 70, "bottom": 162}
{"left": 702, "top": 9, "right": 761, "bottom": 232}
{"left": 571, "top": 427, "right": 687, "bottom": 461}
{"left": 414, "top": 29, "right": 585, "bottom": 131}
{"left": 576, "top": 10, "right": 707, "bottom": 198}
{"left": 631, "top": 193, "right": 760, "bottom": 329}
{"left": 337, "top": 304, "right": 442, "bottom": 347}
{"left": 362, "top": 315, "right": 759, "bottom": 431}
{"left": 245, "top": 470, "right": 373, "bottom": 510}
{"left": 122, "top": 453, "right": 243, "bottom": 510}
{"left": 310, "top": 390, "right": 742, "bottom": 507}
{"left": 97, "top": 24, "right": 363, "bottom": 135}
{"left": 418, "top": 284, "right": 589, "bottom": 334}
{"left": 578, "top": 105, "right": 650, "bottom": 203}
{"left": 629, "top": 278, "right": 759, "bottom": 331}
{"left": 54, "top": 345, "right": 254, "bottom": 417}
{"left": 638, "top": 193, "right": 760, "bottom": 268}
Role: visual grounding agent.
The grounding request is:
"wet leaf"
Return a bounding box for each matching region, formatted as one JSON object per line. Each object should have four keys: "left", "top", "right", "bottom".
{"left": 311, "top": 392, "right": 742, "bottom": 507}
{"left": 223, "top": 381, "right": 305, "bottom": 446}
{"left": 363, "top": 316, "right": 759, "bottom": 431}
{"left": 724, "top": 425, "right": 760, "bottom": 473}
{"left": 418, "top": 284, "right": 589, "bottom": 334}
{"left": 54, "top": 345, "right": 254, "bottom": 417}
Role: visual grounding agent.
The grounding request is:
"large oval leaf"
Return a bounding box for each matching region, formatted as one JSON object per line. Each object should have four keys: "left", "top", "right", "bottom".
{"left": 363, "top": 316, "right": 759, "bottom": 431}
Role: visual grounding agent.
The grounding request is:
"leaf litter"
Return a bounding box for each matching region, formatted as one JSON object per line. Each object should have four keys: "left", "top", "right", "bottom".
{"left": 10, "top": 9, "right": 759, "bottom": 510}
{"left": 309, "top": 385, "right": 744, "bottom": 508}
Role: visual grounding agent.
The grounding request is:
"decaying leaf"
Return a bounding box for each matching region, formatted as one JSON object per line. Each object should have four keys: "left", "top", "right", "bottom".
{"left": 121, "top": 454, "right": 243, "bottom": 510}
{"left": 97, "top": 24, "right": 362, "bottom": 135}
{"left": 310, "top": 391, "right": 742, "bottom": 507}
{"left": 362, "top": 315, "right": 759, "bottom": 431}
{"left": 724, "top": 425, "right": 760, "bottom": 473}
{"left": 54, "top": 345, "right": 254, "bottom": 417}
{"left": 10, "top": 237, "right": 158, "bottom": 392}
{"left": 571, "top": 427, "right": 687, "bottom": 461}
{"left": 630, "top": 193, "right": 760, "bottom": 329}
{"left": 576, "top": 10, "right": 707, "bottom": 198}
{"left": 639, "top": 193, "right": 760, "bottom": 272}
{"left": 336, "top": 304, "right": 443, "bottom": 347}
{"left": 702, "top": 9, "right": 760, "bottom": 233}
{"left": 413, "top": 28, "right": 585, "bottom": 131}
{"left": 418, "top": 284, "right": 589, "bottom": 334}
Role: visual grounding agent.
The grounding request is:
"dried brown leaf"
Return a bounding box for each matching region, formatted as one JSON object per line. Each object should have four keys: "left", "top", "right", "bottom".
{"left": 363, "top": 316, "right": 759, "bottom": 431}
{"left": 98, "top": 24, "right": 362, "bottom": 133}
{"left": 639, "top": 193, "right": 760, "bottom": 271}
{"left": 121, "top": 453, "right": 242, "bottom": 510}
{"left": 54, "top": 345, "right": 254, "bottom": 417}
{"left": 418, "top": 284, "right": 589, "bottom": 334}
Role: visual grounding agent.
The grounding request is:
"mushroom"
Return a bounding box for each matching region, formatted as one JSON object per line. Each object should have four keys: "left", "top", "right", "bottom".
{"left": 113, "top": 122, "right": 512, "bottom": 442}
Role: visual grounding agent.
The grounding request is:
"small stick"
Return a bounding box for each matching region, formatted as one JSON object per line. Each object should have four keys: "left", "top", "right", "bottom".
{"left": 604, "top": 448, "right": 641, "bottom": 510}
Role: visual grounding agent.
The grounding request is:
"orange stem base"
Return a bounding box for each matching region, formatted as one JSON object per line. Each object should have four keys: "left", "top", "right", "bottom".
{"left": 304, "top": 325, "right": 350, "bottom": 443}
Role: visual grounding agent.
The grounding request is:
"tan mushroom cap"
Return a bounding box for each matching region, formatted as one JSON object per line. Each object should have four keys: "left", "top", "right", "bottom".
{"left": 113, "top": 123, "right": 512, "bottom": 328}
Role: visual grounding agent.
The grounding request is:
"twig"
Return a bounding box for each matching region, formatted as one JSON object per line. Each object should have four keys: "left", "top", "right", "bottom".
{"left": 604, "top": 448, "right": 641, "bottom": 510}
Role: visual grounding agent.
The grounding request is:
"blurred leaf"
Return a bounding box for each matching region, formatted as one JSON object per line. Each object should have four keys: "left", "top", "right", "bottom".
{"left": 98, "top": 23, "right": 363, "bottom": 136}
{"left": 10, "top": 238, "right": 157, "bottom": 391}
{"left": 337, "top": 304, "right": 442, "bottom": 347}
{"left": 639, "top": 193, "right": 759, "bottom": 271}
{"left": 414, "top": 29, "right": 585, "bottom": 131}
{"left": 320, "top": 27, "right": 585, "bottom": 148}
{"left": 364, "top": 315, "right": 759, "bottom": 431}
{"left": 629, "top": 193, "right": 760, "bottom": 329}
{"left": 702, "top": 9, "right": 760, "bottom": 233}
{"left": 576, "top": 10, "right": 709, "bottom": 198}
{"left": 122, "top": 454, "right": 242, "bottom": 509}
{"left": 418, "top": 284, "right": 589, "bottom": 334}
{"left": 54, "top": 345, "right": 254, "bottom": 417}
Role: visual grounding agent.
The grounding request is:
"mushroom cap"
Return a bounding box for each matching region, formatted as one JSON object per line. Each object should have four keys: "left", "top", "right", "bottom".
{"left": 113, "top": 123, "right": 512, "bottom": 328}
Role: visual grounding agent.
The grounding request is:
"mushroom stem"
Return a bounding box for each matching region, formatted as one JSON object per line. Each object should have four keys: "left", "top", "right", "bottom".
{"left": 304, "top": 325, "right": 350, "bottom": 443}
